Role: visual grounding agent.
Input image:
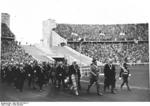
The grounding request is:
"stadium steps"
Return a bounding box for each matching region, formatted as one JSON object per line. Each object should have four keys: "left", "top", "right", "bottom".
{"left": 22, "top": 44, "right": 102, "bottom": 66}
{"left": 22, "top": 45, "right": 54, "bottom": 62}
{"left": 50, "top": 46, "right": 93, "bottom": 65}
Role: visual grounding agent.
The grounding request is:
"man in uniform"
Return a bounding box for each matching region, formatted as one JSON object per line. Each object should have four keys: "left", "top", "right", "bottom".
{"left": 24, "top": 62, "right": 33, "bottom": 88}
{"left": 119, "top": 62, "right": 131, "bottom": 91}
{"left": 104, "top": 58, "right": 116, "bottom": 94}
{"left": 86, "top": 58, "right": 103, "bottom": 96}
{"left": 35, "top": 63, "right": 45, "bottom": 91}
{"left": 56, "top": 62, "right": 66, "bottom": 89}
{"left": 1, "top": 63, "right": 6, "bottom": 83}
{"left": 68, "top": 60, "right": 79, "bottom": 96}
{"left": 18, "top": 63, "right": 26, "bottom": 92}
{"left": 76, "top": 64, "right": 81, "bottom": 90}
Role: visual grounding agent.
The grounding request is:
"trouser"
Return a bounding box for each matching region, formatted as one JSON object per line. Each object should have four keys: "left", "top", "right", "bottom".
{"left": 38, "top": 78, "right": 44, "bottom": 90}
{"left": 32, "top": 76, "right": 37, "bottom": 89}
{"left": 77, "top": 77, "right": 81, "bottom": 89}
{"left": 121, "top": 76, "right": 130, "bottom": 90}
{"left": 18, "top": 78, "right": 25, "bottom": 92}
{"left": 87, "top": 76, "right": 100, "bottom": 94}
{"left": 14, "top": 77, "right": 19, "bottom": 89}
{"left": 28, "top": 77, "right": 32, "bottom": 88}
{"left": 71, "top": 74, "right": 79, "bottom": 95}
{"left": 57, "top": 77, "right": 65, "bottom": 89}
{"left": 104, "top": 79, "right": 115, "bottom": 92}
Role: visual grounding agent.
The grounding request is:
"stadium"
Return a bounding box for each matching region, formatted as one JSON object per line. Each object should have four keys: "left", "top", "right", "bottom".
{"left": 0, "top": 13, "right": 150, "bottom": 101}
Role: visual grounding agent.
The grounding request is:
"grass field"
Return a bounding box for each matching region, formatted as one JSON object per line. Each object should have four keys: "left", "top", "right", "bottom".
{"left": 81, "top": 64, "right": 149, "bottom": 89}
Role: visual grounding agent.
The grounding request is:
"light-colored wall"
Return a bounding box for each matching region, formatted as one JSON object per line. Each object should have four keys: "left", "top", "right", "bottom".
{"left": 42, "top": 19, "right": 67, "bottom": 48}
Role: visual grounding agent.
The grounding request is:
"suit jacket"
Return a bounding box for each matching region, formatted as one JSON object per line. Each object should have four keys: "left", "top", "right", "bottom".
{"left": 119, "top": 66, "right": 129, "bottom": 77}
{"left": 104, "top": 64, "right": 116, "bottom": 81}
{"left": 56, "top": 65, "right": 66, "bottom": 78}
{"left": 68, "top": 65, "right": 77, "bottom": 76}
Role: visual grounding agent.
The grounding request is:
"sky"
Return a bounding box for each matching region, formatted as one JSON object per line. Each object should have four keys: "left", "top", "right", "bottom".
{"left": 0, "top": 0, "right": 150, "bottom": 44}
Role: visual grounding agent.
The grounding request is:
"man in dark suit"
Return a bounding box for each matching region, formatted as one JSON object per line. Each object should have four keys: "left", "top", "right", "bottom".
{"left": 104, "top": 58, "right": 116, "bottom": 94}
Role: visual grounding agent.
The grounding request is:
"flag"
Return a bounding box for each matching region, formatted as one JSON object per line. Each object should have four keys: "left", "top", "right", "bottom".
{"left": 120, "top": 32, "right": 125, "bottom": 36}
{"left": 134, "top": 39, "right": 138, "bottom": 44}
{"left": 78, "top": 38, "right": 84, "bottom": 43}
{"left": 71, "top": 32, "right": 78, "bottom": 36}
{"left": 99, "top": 32, "right": 105, "bottom": 36}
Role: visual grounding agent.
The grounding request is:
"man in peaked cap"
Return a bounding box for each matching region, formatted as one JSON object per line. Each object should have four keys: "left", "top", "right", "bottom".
{"left": 68, "top": 59, "right": 80, "bottom": 96}
{"left": 119, "top": 62, "right": 131, "bottom": 91}
{"left": 56, "top": 61, "right": 66, "bottom": 89}
{"left": 86, "top": 58, "right": 103, "bottom": 96}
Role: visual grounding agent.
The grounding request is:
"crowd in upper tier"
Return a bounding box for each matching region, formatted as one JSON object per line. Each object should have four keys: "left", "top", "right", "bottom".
{"left": 55, "top": 23, "right": 148, "bottom": 42}
{"left": 54, "top": 23, "right": 149, "bottom": 63}
{"left": 68, "top": 42, "right": 149, "bottom": 63}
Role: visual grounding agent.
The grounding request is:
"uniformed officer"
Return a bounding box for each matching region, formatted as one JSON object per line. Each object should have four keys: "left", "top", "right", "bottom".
{"left": 86, "top": 58, "right": 103, "bottom": 96}
{"left": 24, "top": 62, "right": 33, "bottom": 88}
{"left": 75, "top": 64, "right": 81, "bottom": 90}
{"left": 1, "top": 64, "right": 6, "bottom": 83}
{"left": 119, "top": 63, "right": 131, "bottom": 91}
{"left": 36, "top": 63, "right": 45, "bottom": 91}
{"left": 49, "top": 63, "right": 57, "bottom": 85}
{"left": 18, "top": 63, "right": 26, "bottom": 92}
{"left": 68, "top": 60, "right": 79, "bottom": 96}
{"left": 56, "top": 61, "right": 66, "bottom": 89}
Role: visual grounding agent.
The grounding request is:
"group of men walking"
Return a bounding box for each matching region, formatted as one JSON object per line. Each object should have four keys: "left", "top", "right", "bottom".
{"left": 1, "top": 60, "right": 82, "bottom": 95}
{"left": 1, "top": 58, "right": 131, "bottom": 96}
{"left": 87, "top": 58, "right": 131, "bottom": 96}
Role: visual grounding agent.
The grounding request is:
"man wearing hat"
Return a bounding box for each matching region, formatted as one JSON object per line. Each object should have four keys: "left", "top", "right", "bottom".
{"left": 104, "top": 58, "right": 116, "bottom": 94}
{"left": 18, "top": 63, "right": 26, "bottom": 92}
{"left": 24, "top": 62, "right": 33, "bottom": 88}
{"left": 56, "top": 61, "right": 66, "bottom": 89}
{"left": 119, "top": 62, "right": 131, "bottom": 91}
{"left": 86, "top": 58, "right": 103, "bottom": 96}
{"left": 68, "top": 60, "right": 79, "bottom": 96}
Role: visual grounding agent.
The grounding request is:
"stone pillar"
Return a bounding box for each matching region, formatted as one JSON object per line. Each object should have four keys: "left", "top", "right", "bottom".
{"left": 42, "top": 19, "right": 56, "bottom": 48}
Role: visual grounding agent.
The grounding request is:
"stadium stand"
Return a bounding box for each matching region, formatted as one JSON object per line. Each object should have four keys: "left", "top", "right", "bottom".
{"left": 55, "top": 23, "right": 148, "bottom": 41}
{"left": 55, "top": 23, "right": 149, "bottom": 64}
{"left": 1, "top": 23, "right": 35, "bottom": 65}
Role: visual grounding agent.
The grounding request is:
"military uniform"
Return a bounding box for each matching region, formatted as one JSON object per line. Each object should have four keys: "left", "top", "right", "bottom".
{"left": 119, "top": 63, "right": 131, "bottom": 91}
{"left": 68, "top": 63, "right": 79, "bottom": 96}
{"left": 87, "top": 60, "right": 102, "bottom": 96}
{"left": 18, "top": 66, "right": 26, "bottom": 92}
{"left": 56, "top": 64, "right": 66, "bottom": 89}
{"left": 35, "top": 64, "right": 44, "bottom": 91}
{"left": 24, "top": 63, "right": 33, "bottom": 88}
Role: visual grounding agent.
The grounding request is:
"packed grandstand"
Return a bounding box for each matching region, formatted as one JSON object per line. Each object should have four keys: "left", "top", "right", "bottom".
{"left": 1, "top": 23, "right": 35, "bottom": 65}
{"left": 1, "top": 21, "right": 149, "bottom": 65}
{"left": 55, "top": 23, "right": 149, "bottom": 64}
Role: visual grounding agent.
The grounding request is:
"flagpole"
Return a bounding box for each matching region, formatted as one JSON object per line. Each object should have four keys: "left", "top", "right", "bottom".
{"left": 80, "top": 41, "right": 82, "bottom": 69}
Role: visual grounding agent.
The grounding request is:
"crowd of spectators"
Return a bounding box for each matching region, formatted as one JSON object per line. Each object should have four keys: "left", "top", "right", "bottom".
{"left": 1, "top": 22, "right": 149, "bottom": 65}
{"left": 1, "top": 23, "right": 35, "bottom": 65}
{"left": 68, "top": 42, "right": 149, "bottom": 63}
{"left": 1, "top": 23, "right": 15, "bottom": 38}
{"left": 55, "top": 23, "right": 149, "bottom": 64}
{"left": 55, "top": 23, "right": 148, "bottom": 42}
{"left": 1, "top": 40, "right": 35, "bottom": 65}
